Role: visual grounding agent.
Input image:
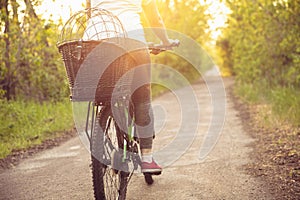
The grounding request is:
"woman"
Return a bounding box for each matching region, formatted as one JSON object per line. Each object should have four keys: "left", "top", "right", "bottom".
{"left": 90, "top": 0, "right": 173, "bottom": 174}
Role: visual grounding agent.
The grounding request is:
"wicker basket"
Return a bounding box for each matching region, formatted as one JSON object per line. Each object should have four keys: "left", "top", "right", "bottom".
{"left": 57, "top": 8, "right": 137, "bottom": 105}
{"left": 58, "top": 40, "right": 136, "bottom": 105}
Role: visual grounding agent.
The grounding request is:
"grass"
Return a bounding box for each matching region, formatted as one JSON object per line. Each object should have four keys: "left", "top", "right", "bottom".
{"left": 0, "top": 99, "right": 73, "bottom": 159}
{"left": 270, "top": 87, "right": 300, "bottom": 126}
{"left": 235, "top": 82, "right": 300, "bottom": 127}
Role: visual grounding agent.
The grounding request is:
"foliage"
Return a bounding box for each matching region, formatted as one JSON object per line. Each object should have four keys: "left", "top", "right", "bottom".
{"left": 0, "top": 0, "right": 69, "bottom": 101}
{"left": 220, "top": 0, "right": 300, "bottom": 86}
{"left": 218, "top": 0, "right": 300, "bottom": 126}
{"left": 0, "top": 99, "right": 73, "bottom": 159}
{"left": 143, "top": 0, "right": 213, "bottom": 84}
{"left": 157, "top": 0, "right": 210, "bottom": 43}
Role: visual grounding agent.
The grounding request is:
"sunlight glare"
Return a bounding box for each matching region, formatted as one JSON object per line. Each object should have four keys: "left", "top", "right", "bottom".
{"left": 199, "top": 0, "right": 230, "bottom": 40}
{"left": 37, "top": 0, "right": 229, "bottom": 40}
{"left": 37, "top": 0, "right": 85, "bottom": 22}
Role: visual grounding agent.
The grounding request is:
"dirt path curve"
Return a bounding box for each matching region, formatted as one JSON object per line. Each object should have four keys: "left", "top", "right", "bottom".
{"left": 0, "top": 78, "right": 275, "bottom": 200}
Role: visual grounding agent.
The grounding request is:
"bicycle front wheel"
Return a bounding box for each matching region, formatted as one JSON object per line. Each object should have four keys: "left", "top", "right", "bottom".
{"left": 91, "top": 106, "right": 129, "bottom": 200}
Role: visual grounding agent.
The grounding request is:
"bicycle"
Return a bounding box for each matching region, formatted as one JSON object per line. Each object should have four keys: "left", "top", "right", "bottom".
{"left": 89, "top": 41, "right": 179, "bottom": 200}
{"left": 57, "top": 7, "right": 179, "bottom": 200}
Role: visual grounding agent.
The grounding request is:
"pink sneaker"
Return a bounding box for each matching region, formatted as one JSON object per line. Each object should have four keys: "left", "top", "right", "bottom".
{"left": 141, "top": 159, "right": 162, "bottom": 174}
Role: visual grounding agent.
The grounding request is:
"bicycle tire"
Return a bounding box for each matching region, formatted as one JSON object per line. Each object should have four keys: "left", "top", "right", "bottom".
{"left": 91, "top": 106, "right": 129, "bottom": 200}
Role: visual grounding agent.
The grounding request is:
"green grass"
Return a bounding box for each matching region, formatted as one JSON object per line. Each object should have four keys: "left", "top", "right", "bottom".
{"left": 235, "top": 82, "right": 300, "bottom": 127}
{"left": 0, "top": 99, "right": 73, "bottom": 159}
{"left": 269, "top": 87, "right": 300, "bottom": 126}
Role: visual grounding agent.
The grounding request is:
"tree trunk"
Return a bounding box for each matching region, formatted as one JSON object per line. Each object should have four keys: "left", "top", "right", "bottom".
{"left": 24, "top": 0, "right": 38, "bottom": 18}
{"left": 0, "top": 0, "right": 14, "bottom": 100}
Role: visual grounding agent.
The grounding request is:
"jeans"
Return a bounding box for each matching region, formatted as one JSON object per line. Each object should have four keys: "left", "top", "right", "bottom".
{"left": 130, "top": 49, "right": 154, "bottom": 149}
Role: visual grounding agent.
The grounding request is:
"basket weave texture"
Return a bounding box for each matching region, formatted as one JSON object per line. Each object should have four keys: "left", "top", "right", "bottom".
{"left": 58, "top": 40, "right": 136, "bottom": 104}
{"left": 57, "top": 8, "right": 135, "bottom": 104}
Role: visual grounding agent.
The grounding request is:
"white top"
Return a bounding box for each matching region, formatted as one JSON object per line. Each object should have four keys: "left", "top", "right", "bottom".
{"left": 84, "top": 0, "right": 152, "bottom": 42}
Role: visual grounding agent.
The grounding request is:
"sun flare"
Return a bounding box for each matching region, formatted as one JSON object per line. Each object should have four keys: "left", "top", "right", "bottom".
{"left": 36, "top": 0, "right": 85, "bottom": 22}
{"left": 37, "top": 0, "right": 229, "bottom": 40}
{"left": 199, "top": 0, "right": 230, "bottom": 39}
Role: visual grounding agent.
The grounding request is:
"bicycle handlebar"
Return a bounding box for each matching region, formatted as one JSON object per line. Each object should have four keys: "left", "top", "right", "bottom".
{"left": 148, "top": 39, "right": 180, "bottom": 55}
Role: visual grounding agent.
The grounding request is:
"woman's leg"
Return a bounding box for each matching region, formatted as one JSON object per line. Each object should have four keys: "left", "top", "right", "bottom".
{"left": 130, "top": 50, "right": 154, "bottom": 149}
{"left": 130, "top": 50, "right": 162, "bottom": 172}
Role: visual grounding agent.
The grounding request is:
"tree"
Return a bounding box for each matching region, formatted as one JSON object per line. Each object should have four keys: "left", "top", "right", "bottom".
{"left": 142, "top": 0, "right": 212, "bottom": 82}
{"left": 0, "top": 0, "right": 68, "bottom": 101}
{"left": 1, "top": 0, "right": 14, "bottom": 99}
{"left": 218, "top": 0, "right": 300, "bottom": 88}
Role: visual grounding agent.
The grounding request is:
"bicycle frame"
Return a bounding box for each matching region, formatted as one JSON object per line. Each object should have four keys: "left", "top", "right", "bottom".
{"left": 85, "top": 97, "right": 139, "bottom": 164}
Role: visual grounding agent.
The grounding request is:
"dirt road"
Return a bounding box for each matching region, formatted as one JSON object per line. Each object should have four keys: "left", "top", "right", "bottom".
{"left": 0, "top": 78, "right": 275, "bottom": 199}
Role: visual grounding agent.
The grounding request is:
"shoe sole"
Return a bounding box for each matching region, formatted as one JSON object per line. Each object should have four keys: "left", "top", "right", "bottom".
{"left": 142, "top": 169, "right": 162, "bottom": 175}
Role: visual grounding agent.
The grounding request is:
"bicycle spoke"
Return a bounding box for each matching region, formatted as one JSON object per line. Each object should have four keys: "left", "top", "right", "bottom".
{"left": 103, "top": 168, "right": 121, "bottom": 199}
{"left": 91, "top": 107, "right": 130, "bottom": 200}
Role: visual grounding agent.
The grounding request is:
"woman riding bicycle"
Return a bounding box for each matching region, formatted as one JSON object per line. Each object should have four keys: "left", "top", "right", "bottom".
{"left": 89, "top": 0, "right": 175, "bottom": 174}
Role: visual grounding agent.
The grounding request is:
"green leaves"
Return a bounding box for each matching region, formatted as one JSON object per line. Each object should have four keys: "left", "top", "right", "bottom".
{"left": 0, "top": 0, "right": 68, "bottom": 101}
{"left": 220, "top": 0, "right": 300, "bottom": 126}
{"left": 219, "top": 0, "right": 300, "bottom": 88}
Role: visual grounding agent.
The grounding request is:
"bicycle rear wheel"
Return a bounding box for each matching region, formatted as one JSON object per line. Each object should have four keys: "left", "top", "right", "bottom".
{"left": 91, "top": 106, "right": 129, "bottom": 200}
